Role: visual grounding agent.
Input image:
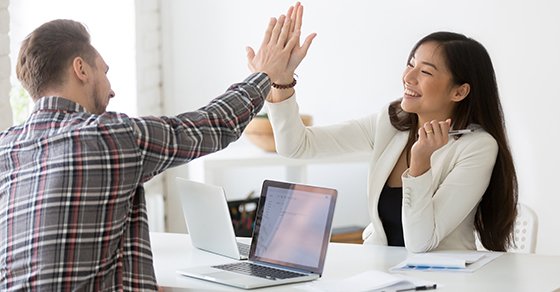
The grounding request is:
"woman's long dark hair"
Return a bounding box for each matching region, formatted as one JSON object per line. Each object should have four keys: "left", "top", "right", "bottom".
{"left": 389, "top": 32, "right": 518, "bottom": 251}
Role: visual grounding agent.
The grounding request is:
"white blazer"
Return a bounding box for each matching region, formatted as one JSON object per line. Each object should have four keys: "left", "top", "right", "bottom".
{"left": 267, "top": 96, "right": 498, "bottom": 252}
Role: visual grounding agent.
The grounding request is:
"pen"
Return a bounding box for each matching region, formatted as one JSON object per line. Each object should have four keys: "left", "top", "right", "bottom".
{"left": 448, "top": 129, "right": 474, "bottom": 136}
{"left": 396, "top": 284, "right": 437, "bottom": 291}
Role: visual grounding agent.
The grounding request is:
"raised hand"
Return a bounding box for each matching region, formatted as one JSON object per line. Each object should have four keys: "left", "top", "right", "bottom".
{"left": 246, "top": 3, "right": 316, "bottom": 85}
{"left": 246, "top": 15, "right": 299, "bottom": 84}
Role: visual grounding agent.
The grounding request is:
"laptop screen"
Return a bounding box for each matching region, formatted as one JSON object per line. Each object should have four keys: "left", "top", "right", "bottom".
{"left": 250, "top": 180, "right": 337, "bottom": 274}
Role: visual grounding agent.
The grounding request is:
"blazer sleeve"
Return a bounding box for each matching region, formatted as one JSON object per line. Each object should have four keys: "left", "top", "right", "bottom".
{"left": 266, "top": 95, "right": 376, "bottom": 158}
{"left": 401, "top": 132, "right": 498, "bottom": 252}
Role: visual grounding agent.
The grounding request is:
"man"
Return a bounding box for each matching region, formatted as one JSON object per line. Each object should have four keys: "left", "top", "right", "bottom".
{"left": 0, "top": 6, "right": 312, "bottom": 290}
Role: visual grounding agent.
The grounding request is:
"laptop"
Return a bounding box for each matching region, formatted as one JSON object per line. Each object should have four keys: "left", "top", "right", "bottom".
{"left": 177, "top": 179, "right": 338, "bottom": 290}
{"left": 177, "top": 177, "right": 252, "bottom": 260}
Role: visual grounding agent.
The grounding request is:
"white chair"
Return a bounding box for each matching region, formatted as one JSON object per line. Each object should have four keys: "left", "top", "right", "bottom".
{"left": 475, "top": 203, "right": 538, "bottom": 253}
{"left": 510, "top": 203, "right": 538, "bottom": 253}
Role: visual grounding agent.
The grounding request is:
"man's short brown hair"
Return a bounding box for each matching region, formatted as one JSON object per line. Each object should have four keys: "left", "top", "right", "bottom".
{"left": 16, "top": 19, "right": 97, "bottom": 100}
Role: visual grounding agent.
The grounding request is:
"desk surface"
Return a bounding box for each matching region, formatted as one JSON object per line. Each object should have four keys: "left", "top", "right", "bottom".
{"left": 151, "top": 232, "right": 560, "bottom": 291}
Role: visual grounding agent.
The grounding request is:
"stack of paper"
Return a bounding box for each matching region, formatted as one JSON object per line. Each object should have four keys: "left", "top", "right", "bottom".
{"left": 297, "top": 270, "right": 436, "bottom": 292}
{"left": 390, "top": 251, "right": 503, "bottom": 272}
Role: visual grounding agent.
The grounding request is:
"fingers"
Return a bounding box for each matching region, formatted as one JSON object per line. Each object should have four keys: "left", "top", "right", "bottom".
{"left": 249, "top": 12, "right": 295, "bottom": 81}
{"left": 284, "top": 29, "right": 301, "bottom": 52}
{"left": 421, "top": 122, "right": 435, "bottom": 137}
{"left": 250, "top": 3, "right": 312, "bottom": 80}
{"left": 269, "top": 15, "right": 286, "bottom": 46}
{"left": 261, "top": 17, "right": 277, "bottom": 48}
{"left": 246, "top": 47, "right": 255, "bottom": 60}
{"left": 277, "top": 17, "right": 293, "bottom": 48}
{"left": 266, "top": 13, "right": 294, "bottom": 50}
{"left": 411, "top": 119, "right": 452, "bottom": 176}
{"left": 286, "top": 4, "right": 296, "bottom": 33}
{"left": 259, "top": 3, "right": 309, "bottom": 49}
{"left": 246, "top": 47, "right": 256, "bottom": 72}
{"left": 286, "top": 4, "right": 295, "bottom": 19}
{"left": 300, "top": 33, "right": 317, "bottom": 55}
{"left": 295, "top": 3, "right": 303, "bottom": 32}
{"left": 430, "top": 121, "right": 442, "bottom": 136}
{"left": 420, "top": 120, "right": 451, "bottom": 140}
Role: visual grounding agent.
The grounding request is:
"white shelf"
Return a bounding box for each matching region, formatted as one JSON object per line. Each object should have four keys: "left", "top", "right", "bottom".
{"left": 188, "top": 138, "right": 372, "bottom": 184}
{"left": 184, "top": 137, "right": 372, "bottom": 229}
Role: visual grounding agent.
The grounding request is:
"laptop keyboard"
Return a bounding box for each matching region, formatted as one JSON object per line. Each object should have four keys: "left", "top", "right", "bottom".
{"left": 237, "top": 242, "right": 250, "bottom": 257}
{"left": 212, "top": 262, "right": 306, "bottom": 280}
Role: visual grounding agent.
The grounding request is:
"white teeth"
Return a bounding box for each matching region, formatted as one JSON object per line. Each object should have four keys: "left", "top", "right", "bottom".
{"left": 404, "top": 88, "right": 420, "bottom": 97}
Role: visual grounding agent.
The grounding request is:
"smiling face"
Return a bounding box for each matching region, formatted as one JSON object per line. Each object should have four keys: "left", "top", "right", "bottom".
{"left": 401, "top": 41, "right": 467, "bottom": 125}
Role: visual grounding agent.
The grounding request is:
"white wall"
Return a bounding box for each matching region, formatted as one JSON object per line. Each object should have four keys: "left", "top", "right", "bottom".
{"left": 134, "top": 0, "right": 167, "bottom": 232}
{"left": 161, "top": 0, "right": 560, "bottom": 255}
{"left": 0, "top": 0, "right": 12, "bottom": 130}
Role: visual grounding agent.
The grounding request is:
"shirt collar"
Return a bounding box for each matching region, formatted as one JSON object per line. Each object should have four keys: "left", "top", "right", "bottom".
{"left": 32, "top": 96, "right": 87, "bottom": 114}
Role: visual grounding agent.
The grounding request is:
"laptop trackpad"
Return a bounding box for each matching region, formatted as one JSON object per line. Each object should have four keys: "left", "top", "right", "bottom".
{"left": 205, "top": 271, "right": 244, "bottom": 280}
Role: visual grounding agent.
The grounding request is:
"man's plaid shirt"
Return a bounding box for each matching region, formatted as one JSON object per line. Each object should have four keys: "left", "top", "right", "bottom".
{"left": 0, "top": 73, "right": 270, "bottom": 291}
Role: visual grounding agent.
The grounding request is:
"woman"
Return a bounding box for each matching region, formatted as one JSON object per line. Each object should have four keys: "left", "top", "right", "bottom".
{"left": 249, "top": 4, "right": 518, "bottom": 252}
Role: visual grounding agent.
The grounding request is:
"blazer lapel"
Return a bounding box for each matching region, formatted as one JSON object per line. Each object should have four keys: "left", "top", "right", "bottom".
{"left": 368, "top": 131, "right": 409, "bottom": 216}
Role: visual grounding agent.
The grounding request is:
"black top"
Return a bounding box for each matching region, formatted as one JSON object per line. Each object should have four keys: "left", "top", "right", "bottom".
{"left": 378, "top": 185, "right": 405, "bottom": 246}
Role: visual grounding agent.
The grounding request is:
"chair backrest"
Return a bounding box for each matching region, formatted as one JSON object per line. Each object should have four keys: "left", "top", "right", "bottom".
{"left": 510, "top": 203, "right": 538, "bottom": 253}
{"left": 475, "top": 203, "right": 538, "bottom": 253}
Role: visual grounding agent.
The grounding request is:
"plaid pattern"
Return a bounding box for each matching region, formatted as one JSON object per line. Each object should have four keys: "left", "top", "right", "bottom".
{"left": 0, "top": 73, "right": 269, "bottom": 291}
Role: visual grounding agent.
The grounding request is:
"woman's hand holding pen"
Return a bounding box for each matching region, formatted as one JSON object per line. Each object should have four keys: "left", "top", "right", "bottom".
{"left": 409, "top": 119, "right": 451, "bottom": 177}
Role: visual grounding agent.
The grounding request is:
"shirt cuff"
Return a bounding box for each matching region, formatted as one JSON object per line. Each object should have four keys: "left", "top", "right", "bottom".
{"left": 243, "top": 72, "right": 272, "bottom": 100}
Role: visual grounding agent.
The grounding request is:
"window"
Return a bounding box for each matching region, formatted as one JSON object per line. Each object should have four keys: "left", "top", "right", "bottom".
{"left": 9, "top": 0, "right": 137, "bottom": 123}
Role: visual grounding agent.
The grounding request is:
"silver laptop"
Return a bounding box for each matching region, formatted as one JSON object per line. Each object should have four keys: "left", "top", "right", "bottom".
{"left": 177, "top": 179, "right": 338, "bottom": 290}
{"left": 177, "top": 177, "right": 251, "bottom": 260}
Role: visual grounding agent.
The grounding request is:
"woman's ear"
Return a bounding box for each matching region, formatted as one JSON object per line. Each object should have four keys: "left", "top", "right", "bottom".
{"left": 452, "top": 83, "right": 470, "bottom": 102}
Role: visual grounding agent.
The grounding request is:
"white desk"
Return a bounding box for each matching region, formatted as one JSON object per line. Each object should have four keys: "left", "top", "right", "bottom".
{"left": 151, "top": 232, "right": 560, "bottom": 291}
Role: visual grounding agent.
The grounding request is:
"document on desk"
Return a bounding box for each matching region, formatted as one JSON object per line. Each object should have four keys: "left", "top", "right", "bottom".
{"left": 295, "top": 270, "right": 437, "bottom": 292}
{"left": 389, "top": 251, "right": 503, "bottom": 273}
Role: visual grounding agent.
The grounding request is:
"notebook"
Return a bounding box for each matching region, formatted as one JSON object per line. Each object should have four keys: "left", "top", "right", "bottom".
{"left": 176, "top": 177, "right": 251, "bottom": 260}
{"left": 177, "top": 179, "right": 338, "bottom": 289}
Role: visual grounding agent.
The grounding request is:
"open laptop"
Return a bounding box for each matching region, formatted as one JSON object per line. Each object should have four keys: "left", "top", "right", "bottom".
{"left": 177, "top": 177, "right": 252, "bottom": 260}
{"left": 177, "top": 179, "right": 338, "bottom": 290}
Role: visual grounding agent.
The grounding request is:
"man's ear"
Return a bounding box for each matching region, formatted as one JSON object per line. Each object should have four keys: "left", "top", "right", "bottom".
{"left": 72, "top": 57, "right": 88, "bottom": 82}
{"left": 452, "top": 83, "right": 470, "bottom": 102}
